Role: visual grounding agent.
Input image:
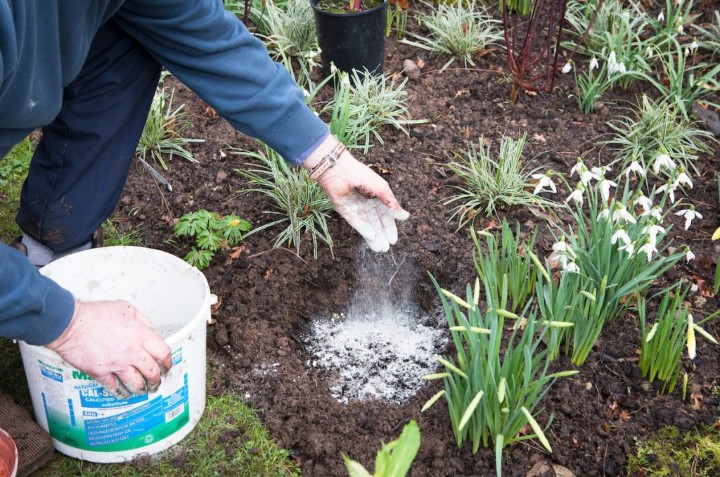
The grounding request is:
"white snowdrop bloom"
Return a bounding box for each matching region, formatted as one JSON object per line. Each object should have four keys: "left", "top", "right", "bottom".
{"left": 646, "top": 46, "right": 655, "bottom": 58}
{"left": 642, "top": 224, "right": 666, "bottom": 244}
{"left": 690, "top": 39, "right": 699, "bottom": 53}
{"left": 580, "top": 169, "right": 600, "bottom": 186}
{"left": 565, "top": 262, "right": 581, "bottom": 274}
{"left": 566, "top": 186, "right": 584, "bottom": 205}
{"left": 570, "top": 158, "right": 585, "bottom": 177}
{"left": 598, "top": 178, "right": 617, "bottom": 203}
{"left": 677, "top": 23, "right": 684, "bottom": 34}
{"left": 635, "top": 194, "right": 653, "bottom": 214}
{"left": 657, "top": 12, "right": 665, "bottom": 22}
{"left": 673, "top": 168, "right": 693, "bottom": 189}
{"left": 653, "top": 153, "right": 676, "bottom": 174}
{"left": 638, "top": 240, "right": 659, "bottom": 262}
{"left": 625, "top": 160, "right": 646, "bottom": 177}
{"left": 552, "top": 240, "right": 576, "bottom": 258}
{"left": 619, "top": 242, "right": 635, "bottom": 257}
{"left": 648, "top": 206, "right": 663, "bottom": 222}
{"left": 532, "top": 173, "right": 557, "bottom": 195}
{"left": 598, "top": 208, "right": 611, "bottom": 221}
{"left": 608, "top": 51, "right": 617, "bottom": 66}
{"left": 617, "top": 62, "right": 627, "bottom": 74}
{"left": 611, "top": 229, "right": 632, "bottom": 247}
{"left": 590, "top": 57, "right": 599, "bottom": 70}
{"left": 562, "top": 63, "right": 572, "bottom": 74}
{"left": 686, "top": 249, "right": 695, "bottom": 262}
{"left": 590, "top": 165, "right": 610, "bottom": 177}
{"left": 612, "top": 205, "right": 637, "bottom": 224}
{"left": 656, "top": 183, "right": 677, "bottom": 203}
{"left": 675, "top": 206, "right": 702, "bottom": 230}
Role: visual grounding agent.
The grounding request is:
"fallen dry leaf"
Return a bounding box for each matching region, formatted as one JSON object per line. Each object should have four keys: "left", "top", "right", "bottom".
{"left": 203, "top": 103, "right": 218, "bottom": 118}
{"left": 265, "top": 267, "right": 274, "bottom": 279}
{"left": 229, "top": 245, "right": 246, "bottom": 260}
{"left": 370, "top": 163, "right": 391, "bottom": 174}
{"left": 619, "top": 409, "right": 631, "bottom": 421}
{"left": 391, "top": 71, "right": 403, "bottom": 82}
{"left": 532, "top": 133, "right": 547, "bottom": 143}
{"left": 211, "top": 295, "right": 223, "bottom": 314}
{"left": 429, "top": 181, "right": 440, "bottom": 195}
{"left": 690, "top": 392, "right": 703, "bottom": 410}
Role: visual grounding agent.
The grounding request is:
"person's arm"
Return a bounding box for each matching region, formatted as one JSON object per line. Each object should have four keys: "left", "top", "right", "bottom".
{"left": 113, "top": 0, "right": 409, "bottom": 249}
{"left": 113, "top": 0, "right": 328, "bottom": 163}
{"left": 0, "top": 244, "right": 75, "bottom": 344}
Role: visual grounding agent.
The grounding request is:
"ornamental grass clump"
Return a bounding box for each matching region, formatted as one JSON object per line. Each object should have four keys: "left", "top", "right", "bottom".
{"left": 424, "top": 276, "right": 576, "bottom": 477}
{"left": 444, "top": 134, "right": 556, "bottom": 224}
{"left": 638, "top": 285, "right": 719, "bottom": 394}
{"left": 604, "top": 95, "right": 714, "bottom": 179}
{"left": 234, "top": 145, "right": 334, "bottom": 259}
{"left": 322, "top": 69, "right": 426, "bottom": 152}
{"left": 693, "top": 11, "right": 720, "bottom": 56}
{"left": 246, "top": 0, "right": 320, "bottom": 89}
{"left": 136, "top": 87, "right": 204, "bottom": 171}
{"left": 472, "top": 223, "right": 537, "bottom": 314}
{"left": 400, "top": 2, "right": 502, "bottom": 72}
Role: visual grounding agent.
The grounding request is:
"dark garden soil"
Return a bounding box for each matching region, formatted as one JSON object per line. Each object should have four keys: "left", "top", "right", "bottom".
{"left": 114, "top": 6, "right": 720, "bottom": 476}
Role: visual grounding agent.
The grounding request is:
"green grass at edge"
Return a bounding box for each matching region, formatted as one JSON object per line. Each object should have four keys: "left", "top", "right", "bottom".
{"left": 0, "top": 138, "right": 33, "bottom": 243}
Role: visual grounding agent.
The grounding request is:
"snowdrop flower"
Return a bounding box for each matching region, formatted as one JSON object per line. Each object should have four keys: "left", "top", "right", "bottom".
{"left": 634, "top": 194, "right": 653, "bottom": 214}
{"left": 676, "top": 17, "right": 684, "bottom": 35}
{"left": 612, "top": 205, "right": 637, "bottom": 224}
{"left": 638, "top": 239, "right": 659, "bottom": 262}
{"left": 598, "top": 178, "right": 618, "bottom": 203}
{"left": 591, "top": 165, "right": 610, "bottom": 178}
{"left": 648, "top": 206, "right": 663, "bottom": 222}
{"left": 580, "top": 169, "right": 600, "bottom": 186}
{"left": 565, "top": 262, "right": 581, "bottom": 274}
{"left": 562, "top": 62, "right": 572, "bottom": 74}
{"left": 653, "top": 153, "right": 676, "bottom": 174}
{"left": 642, "top": 224, "right": 666, "bottom": 244}
{"left": 532, "top": 172, "right": 557, "bottom": 195}
{"left": 566, "top": 184, "right": 585, "bottom": 205}
{"left": 690, "top": 38, "right": 698, "bottom": 54}
{"left": 552, "top": 240, "right": 576, "bottom": 258}
{"left": 611, "top": 229, "right": 632, "bottom": 247}
{"left": 608, "top": 51, "right": 617, "bottom": 67}
{"left": 570, "top": 157, "right": 585, "bottom": 177}
{"left": 656, "top": 183, "right": 677, "bottom": 203}
{"left": 657, "top": 11, "right": 665, "bottom": 22}
{"left": 673, "top": 167, "right": 693, "bottom": 189}
{"left": 686, "top": 248, "right": 695, "bottom": 262}
{"left": 625, "top": 160, "right": 646, "bottom": 177}
{"left": 619, "top": 242, "right": 635, "bottom": 257}
{"left": 646, "top": 46, "right": 655, "bottom": 58}
{"left": 598, "top": 208, "right": 611, "bottom": 221}
{"left": 590, "top": 57, "right": 599, "bottom": 70}
{"left": 675, "top": 205, "right": 702, "bottom": 230}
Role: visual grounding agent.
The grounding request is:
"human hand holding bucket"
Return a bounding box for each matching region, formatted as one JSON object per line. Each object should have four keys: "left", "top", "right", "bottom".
{"left": 46, "top": 300, "right": 173, "bottom": 399}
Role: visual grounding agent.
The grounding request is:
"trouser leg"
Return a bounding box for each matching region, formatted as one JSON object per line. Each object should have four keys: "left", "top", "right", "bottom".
{"left": 16, "top": 19, "right": 162, "bottom": 253}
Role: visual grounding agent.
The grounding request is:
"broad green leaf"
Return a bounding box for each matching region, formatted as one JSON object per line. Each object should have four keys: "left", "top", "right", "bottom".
{"left": 343, "top": 455, "right": 372, "bottom": 477}
{"left": 385, "top": 420, "right": 420, "bottom": 477}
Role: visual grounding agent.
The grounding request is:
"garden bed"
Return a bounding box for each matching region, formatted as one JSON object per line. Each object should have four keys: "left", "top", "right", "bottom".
{"left": 113, "top": 4, "right": 719, "bottom": 476}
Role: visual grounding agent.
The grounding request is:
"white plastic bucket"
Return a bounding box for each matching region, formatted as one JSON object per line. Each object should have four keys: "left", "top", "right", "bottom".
{"left": 18, "top": 246, "right": 212, "bottom": 463}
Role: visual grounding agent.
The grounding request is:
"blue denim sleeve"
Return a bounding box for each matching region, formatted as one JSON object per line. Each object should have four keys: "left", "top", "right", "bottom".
{"left": 0, "top": 245, "right": 75, "bottom": 345}
{"left": 114, "top": 0, "right": 329, "bottom": 164}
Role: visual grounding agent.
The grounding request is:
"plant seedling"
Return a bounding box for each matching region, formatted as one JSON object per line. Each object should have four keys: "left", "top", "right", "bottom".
{"left": 174, "top": 209, "right": 251, "bottom": 270}
{"left": 343, "top": 420, "right": 420, "bottom": 477}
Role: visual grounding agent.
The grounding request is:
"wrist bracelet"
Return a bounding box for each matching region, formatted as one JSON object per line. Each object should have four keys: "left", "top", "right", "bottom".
{"left": 309, "top": 142, "right": 345, "bottom": 181}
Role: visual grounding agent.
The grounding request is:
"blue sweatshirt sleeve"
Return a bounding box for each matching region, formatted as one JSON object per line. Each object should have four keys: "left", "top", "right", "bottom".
{"left": 113, "top": 0, "right": 329, "bottom": 164}
{"left": 0, "top": 245, "right": 75, "bottom": 345}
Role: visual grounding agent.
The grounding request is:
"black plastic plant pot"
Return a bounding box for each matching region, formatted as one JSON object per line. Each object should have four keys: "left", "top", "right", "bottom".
{"left": 311, "top": 0, "right": 387, "bottom": 76}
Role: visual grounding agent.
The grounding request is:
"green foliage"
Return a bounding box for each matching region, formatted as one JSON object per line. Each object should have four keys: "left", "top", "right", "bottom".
{"left": 571, "top": 57, "right": 614, "bottom": 114}
{"left": 0, "top": 138, "right": 33, "bottom": 243}
{"left": 627, "top": 425, "right": 720, "bottom": 477}
{"left": 235, "top": 145, "right": 334, "bottom": 259}
{"left": 693, "top": 11, "right": 720, "bottom": 57}
{"left": 638, "top": 285, "right": 689, "bottom": 393}
{"left": 425, "top": 275, "right": 576, "bottom": 477}
{"left": 564, "top": 0, "right": 652, "bottom": 90}
{"left": 472, "top": 223, "right": 537, "bottom": 313}
{"left": 647, "top": 0, "right": 698, "bottom": 42}
{"left": 136, "top": 87, "right": 204, "bottom": 170}
{"left": 323, "top": 69, "right": 426, "bottom": 153}
{"left": 247, "top": 0, "right": 319, "bottom": 90}
{"left": 628, "top": 37, "right": 720, "bottom": 120}
{"left": 444, "top": 134, "right": 556, "bottom": 224}
{"left": 343, "top": 420, "right": 420, "bottom": 477}
{"left": 174, "top": 209, "right": 251, "bottom": 269}
{"left": 400, "top": 2, "right": 502, "bottom": 71}
{"left": 604, "top": 95, "right": 714, "bottom": 178}
{"left": 386, "top": 3, "right": 409, "bottom": 39}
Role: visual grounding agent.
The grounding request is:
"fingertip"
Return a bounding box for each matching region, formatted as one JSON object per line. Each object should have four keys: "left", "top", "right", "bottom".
{"left": 391, "top": 208, "right": 410, "bottom": 221}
